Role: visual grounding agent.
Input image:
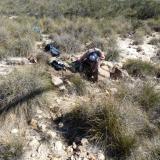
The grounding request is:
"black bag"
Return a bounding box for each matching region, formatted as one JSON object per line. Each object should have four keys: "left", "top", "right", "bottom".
{"left": 71, "top": 60, "right": 82, "bottom": 73}
{"left": 44, "top": 44, "right": 61, "bottom": 57}
{"left": 50, "top": 60, "right": 65, "bottom": 71}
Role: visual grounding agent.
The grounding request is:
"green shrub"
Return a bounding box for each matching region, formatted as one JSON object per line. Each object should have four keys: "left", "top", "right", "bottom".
{"left": 50, "top": 33, "right": 81, "bottom": 53}
{"left": 69, "top": 75, "right": 86, "bottom": 96}
{"left": 0, "top": 139, "right": 23, "bottom": 160}
{"left": 133, "top": 29, "right": 145, "bottom": 45}
{"left": 105, "top": 48, "right": 120, "bottom": 61}
{"left": 88, "top": 101, "right": 135, "bottom": 157}
{"left": 9, "top": 37, "right": 34, "bottom": 57}
{"left": 63, "top": 99, "right": 136, "bottom": 158}
{"left": 151, "top": 147, "right": 160, "bottom": 160}
{"left": 0, "top": 65, "right": 52, "bottom": 111}
{"left": 148, "top": 38, "right": 160, "bottom": 46}
{"left": 105, "top": 37, "right": 120, "bottom": 61}
{"left": 138, "top": 83, "right": 160, "bottom": 111}
{"left": 123, "top": 59, "right": 158, "bottom": 78}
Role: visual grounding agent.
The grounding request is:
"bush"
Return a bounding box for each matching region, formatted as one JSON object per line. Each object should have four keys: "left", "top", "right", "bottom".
{"left": 68, "top": 75, "right": 86, "bottom": 96}
{"left": 138, "top": 83, "right": 160, "bottom": 111}
{"left": 123, "top": 59, "right": 158, "bottom": 78}
{"left": 105, "top": 37, "right": 120, "bottom": 61}
{"left": 60, "top": 99, "right": 136, "bottom": 158}
{"left": 151, "top": 147, "right": 160, "bottom": 160}
{"left": 51, "top": 33, "right": 81, "bottom": 53}
{"left": 105, "top": 48, "right": 120, "bottom": 61}
{"left": 0, "top": 139, "right": 23, "bottom": 160}
{"left": 0, "top": 65, "right": 52, "bottom": 112}
{"left": 88, "top": 102, "right": 135, "bottom": 157}
{"left": 0, "top": 16, "right": 37, "bottom": 58}
{"left": 132, "top": 29, "right": 145, "bottom": 45}
{"left": 147, "top": 18, "right": 160, "bottom": 32}
{"left": 9, "top": 37, "right": 34, "bottom": 57}
{"left": 148, "top": 38, "right": 160, "bottom": 46}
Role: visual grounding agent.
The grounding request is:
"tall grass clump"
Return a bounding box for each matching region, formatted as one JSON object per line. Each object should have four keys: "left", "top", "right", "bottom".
{"left": 68, "top": 75, "right": 87, "bottom": 96}
{"left": 0, "top": 139, "right": 23, "bottom": 160}
{"left": 123, "top": 59, "right": 158, "bottom": 78}
{"left": 61, "top": 98, "right": 136, "bottom": 158}
{"left": 0, "top": 16, "right": 38, "bottom": 59}
{"left": 105, "top": 37, "right": 120, "bottom": 61}
{"left": 148, "top": 38, "right": 160, "bottom": 46}
{"left": 0, "top": 65, "right": 52, "bottom": 113}
{"left": 137, "top": 83, "right": 160, "bottom": 111}
{"left": 88, "top": 101, "right": 135, "bottom": 157}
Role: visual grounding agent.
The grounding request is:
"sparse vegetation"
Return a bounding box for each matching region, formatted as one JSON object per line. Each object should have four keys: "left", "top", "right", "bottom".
{"left": 123, "top": 59, "right": 158, "bottom": 78}
{"left": 60, "top": 98, "right": 136, "bottom": 158}
{"left": 0, "top": 65, "right": 52, "bottom": 113}
{"left": 68, "top": 75, "right": 87, "bottom": 96}
{"left": 138, "top": 83, "right": 160, "bottom": 111}
{"left": 0, "top": 138, "right": 23, "bottom": 160}
{"left": 0, "top": 0, "right": 160, "bottom": 160}
{"left": 148, "top": 38, "right": 160, "bottom": 45}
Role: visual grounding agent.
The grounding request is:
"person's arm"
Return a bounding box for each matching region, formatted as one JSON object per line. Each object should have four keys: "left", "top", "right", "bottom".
{"left": 100, "top": 51, "right": 105, "bottom": 60}
{"left": 79, "top": 51, "right": 89, "bottom": 61}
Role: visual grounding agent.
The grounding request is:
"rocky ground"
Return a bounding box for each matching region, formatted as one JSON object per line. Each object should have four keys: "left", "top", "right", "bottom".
{"left": 0, "top": 31, "right": 159, "bottom": 160}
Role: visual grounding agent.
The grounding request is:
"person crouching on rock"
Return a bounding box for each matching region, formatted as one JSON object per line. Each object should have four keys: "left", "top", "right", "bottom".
{"left": 78, "top": 47, "right": 105, "bottom": 82}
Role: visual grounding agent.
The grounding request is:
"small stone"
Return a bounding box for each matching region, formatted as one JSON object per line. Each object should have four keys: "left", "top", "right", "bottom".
{"left": 58, "top": 122, "right": 64, "bottom": 128}
{"left": 37, "top": 109, "right": 43, "bottom": 114}
{"left": 59, "top": 85, "right": 66, "bottom": 91}
{"left": 38, "top": 123, "right": 47, "bottom": 132}
{"left": 98, "top": 152, "right": 105, "bottom": 160}
{"left": 11, "top": 128, "right": 19, "bottom": 134}
{"left": 29, "top": 139, "right": 40, "bottom": 147}
{"left": 72, "top": 142, "right": 77, "bottom": 149}
{"left": 52, "top": 76, "right": 63, "bottom": 86}
{"left": 67, "top": 146, "right": 73, "bottom": 154}
{"left": 109, "top": 88, "right": 118, "bottom": 95}
{"left": 54, "top": 141, "right": 63, "bottom": 152}
{"left": 47, "top": 130, "right": 57, "bottom": 139}
{"left": 30, "top": 119, "right": 38, "bottom": 129}
{"left": 71, "top": 155, "right": 75, "bottom": 160}
{"left": 88, "top": 154, "right": 96, "bottom": 160}
{"left": 105, "top": 90, "right": 110, "bottom": 96}
{"left": 81, "top": 138, "right": 88, "bottom": 146}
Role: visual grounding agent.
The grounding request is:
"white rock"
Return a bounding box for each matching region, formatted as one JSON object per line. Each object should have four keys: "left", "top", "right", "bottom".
{"left": 81, "top": 138, "right": 88, "bottom": 146}
{"left": 29, "top": 139, "right": 40, "bottom": 147}
{"left": 109, "top": 88, "right": 118, "bottom": 95}
{"left": 52, "top": 76, "right": 63, "bottom": 86}
{"left": 72, "top": 142, "right": 77, "bottom": 149}
{"left": 38, "top": 123, "right": 47, "bottom": 132}
{"left": 47, "top": 130, "right": 57, "bottom": 139}
{"left": 59, "top": 85, "right": 66, "bottom": 91}
{"left": 99, "top": 68, "right": 110, "bottom": 78}
{"left": 67, "top": 146, "right": 73, "bottom": 154}
{"left": 98, "top": 152, "right": 105, "bottom": 160}
{"left": 37, "top": 109, "right": 43, "bottom": 114}
{"left": 54, "top": 141, "right": 63, "bottom": 152}
{"left": 11, "top": 128, "right": 19, "bottom": 134}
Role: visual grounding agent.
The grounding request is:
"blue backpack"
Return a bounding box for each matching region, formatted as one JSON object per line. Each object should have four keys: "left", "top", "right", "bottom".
{"left": 88, "top": 51, "right": 100, "bottom": 62}
{"left": 45, "top": 44, "right": 61, "bottom": 57}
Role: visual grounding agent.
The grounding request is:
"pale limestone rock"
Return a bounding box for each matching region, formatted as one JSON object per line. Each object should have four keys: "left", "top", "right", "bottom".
{"left": 52, "top": 76, "right": 63, "bottom": 86}
{"left": 11, "top": 128, "right": 19, "bottom": 134}
{"left": 47, "top": 130, "right": 57, "bottom": 139}
{"left": 54, "top": 141, "right": 63, "bottom": 152}
{"left": 98, "top": 152, "right": 105, "bottom": 160}
{"left": 109, "top": 88, "right": 118, "bottom": 95}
